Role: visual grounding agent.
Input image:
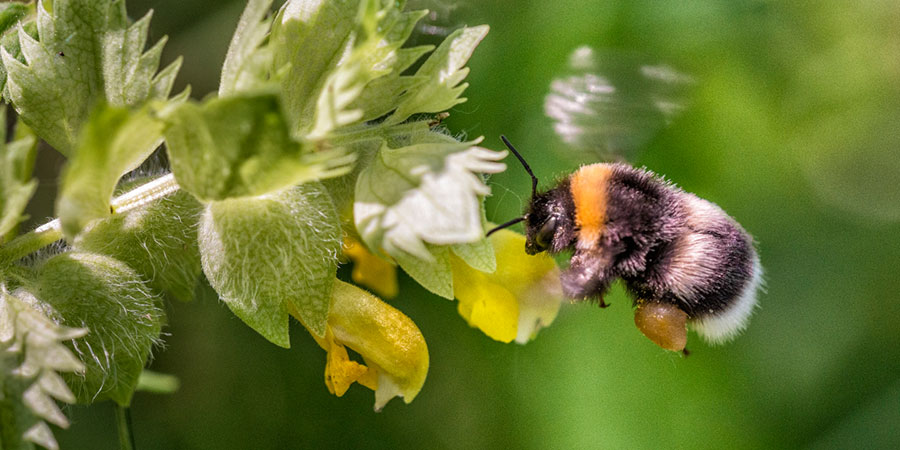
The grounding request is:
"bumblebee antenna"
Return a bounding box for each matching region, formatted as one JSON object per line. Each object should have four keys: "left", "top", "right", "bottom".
{"left": 486, "top": 216, "right": 525, "bottom": 237}
{"left": 500, "top": 135, "right": 538, "bottom": 198}
{"left": 485, "top": 136, "right": 537, "bottom": 237}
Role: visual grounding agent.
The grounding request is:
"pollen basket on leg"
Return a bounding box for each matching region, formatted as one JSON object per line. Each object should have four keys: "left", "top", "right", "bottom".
{"left": 570, "top": 164, "right": 612, "bottom": 249}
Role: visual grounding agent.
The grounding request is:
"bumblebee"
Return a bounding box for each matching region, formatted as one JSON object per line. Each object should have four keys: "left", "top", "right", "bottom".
{"left": 489, "top": 136, "right": 762, "bottom": 352}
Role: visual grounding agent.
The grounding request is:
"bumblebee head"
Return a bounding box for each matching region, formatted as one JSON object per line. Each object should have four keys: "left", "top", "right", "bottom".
{"left": 524, "top": 190, "right": 561, "bottom": 254}
{"left": 487, "top": 136, "right": 576, "bottom": 255}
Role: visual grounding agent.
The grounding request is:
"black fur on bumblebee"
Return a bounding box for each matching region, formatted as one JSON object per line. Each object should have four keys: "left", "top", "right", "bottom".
{"left": 489, "top": 136, "right": 762, "bottom": 352}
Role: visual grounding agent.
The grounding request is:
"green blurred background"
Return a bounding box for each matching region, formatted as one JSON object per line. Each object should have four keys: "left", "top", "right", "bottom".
{"left": 44, "top": 0, "right": 900, "bottom": 448}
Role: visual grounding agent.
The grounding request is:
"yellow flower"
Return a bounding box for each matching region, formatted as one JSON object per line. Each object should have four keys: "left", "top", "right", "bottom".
{"left": 342, "top": 237, "right": 398, "bottom": 299}
{"left": 450, "top": 228, "right": 563, "bottom": 344}
{"left": 294, "top": 280, "right": 428, "bottom": 411}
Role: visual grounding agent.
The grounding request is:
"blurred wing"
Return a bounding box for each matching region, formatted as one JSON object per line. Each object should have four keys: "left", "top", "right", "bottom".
{"left": 544, "top": 46, "right": 694, "bottom": 162}
{"left": 407, "top": 0, "right": 475, "bottom": 39}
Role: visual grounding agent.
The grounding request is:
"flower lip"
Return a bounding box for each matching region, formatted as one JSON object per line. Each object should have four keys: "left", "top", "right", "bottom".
{"left": 451, "top": 227, "right": 563, "bottom": 344}
{"left": 296, "top": 280, "right": 429, "bottom": 411}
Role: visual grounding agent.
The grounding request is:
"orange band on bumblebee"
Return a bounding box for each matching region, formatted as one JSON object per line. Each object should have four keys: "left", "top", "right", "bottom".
{"left": 570, "top": 164, "right": 612, "bottom": 246}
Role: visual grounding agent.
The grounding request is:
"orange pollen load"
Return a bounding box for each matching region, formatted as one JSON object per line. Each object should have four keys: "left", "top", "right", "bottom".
{"left": 634, "top": 301, "right": 688, "bottom": 352}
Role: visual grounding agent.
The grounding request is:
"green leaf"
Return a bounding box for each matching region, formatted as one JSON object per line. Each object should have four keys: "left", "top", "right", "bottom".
{"left": 56, "top": 104, "right": 164, "bottom": 239}
{"left": 74, "top": 187, "right": 203, "bottom": 302}
{"left": 219, "top": 0, "right": 275, "bottom": 96}
{"left": 0, "top": 0, "right": 180, "bottom": 155}
{"left": 198, "top": 183, "right": 342, "bottom": 345}
{"left": 306, "top": 2, "right": 430, "bottom": 138}
{"left": 32, "top": 251, "right": 164, "bottom": 406}
{"left": 393, "top": 244, "right": 453, "bottom": 299}
{"left": 344, "top": 46, "right": 431, "bottom": 124}
{"left": 450, "top": 202, "right": 497, "bottom": 273}
{"left": 0, "top": 2, "right": 34, "bottom": 96}
{"left": 163, "top": 93, "right": 354, "bottom": 202}
{"left": 354, "top": 136, "right": 507, "bottom": 261}
{"left": 0, "top": 107, "right": 38, "bottom": 240}
{"left": 272, "top": 0, "right": 360, "bottom": 137}
{"left": 1, "top": 290, "right": 85, "bottom": 450}
{"left": 387, "top": 25, "right": 489, "bottom": 124}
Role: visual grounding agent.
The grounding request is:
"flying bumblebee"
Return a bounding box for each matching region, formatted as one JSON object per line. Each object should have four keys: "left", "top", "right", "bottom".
{"left": 488, "top": 136, "right": 762, "bottom": 353}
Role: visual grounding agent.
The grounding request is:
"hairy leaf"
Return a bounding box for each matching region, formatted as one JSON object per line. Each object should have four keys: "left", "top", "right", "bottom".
{"left": 56, "top": 104, "right": 164, "bottom": 239}
{"left": 393, "top": 244, "right": 453, "bottom": 299}
{"left": 32, "top": 252, "right": 163, "bottom": 406}
{"left": 271, "top": 0, "right": 360, "bottom": 137}
{"left": 219, "top": 0, "right": 275, "bottom": 96}
{"left": 1, "top": 290, "right": 86, "bottom": 450}
{"left": 164, "top": 93, "right": 353, "bottom": 202}
{"left": 0, "top": 0, "right": 180, "bottom": 155}
{"left": 199, "top": 183, "right": 342, "bottom": 344}
{"left": 75, "top": 187, "right": 203, "bottom": 302}
{"left": 354, "top": 137, "right": 506, "bottom": 261}
{"left": 0, "top": 108, "right": 38, "bottom": 241}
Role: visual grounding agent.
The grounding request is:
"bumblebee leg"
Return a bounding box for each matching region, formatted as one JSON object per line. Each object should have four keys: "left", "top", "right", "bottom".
{"left": 561, "top": 249, "right": 611, "bottom": 302}
{"left": 633, "top": 300, "right": 688, "bottom": 352}
{"left": 597, "top": 294, "right": 610, "bottom": 308}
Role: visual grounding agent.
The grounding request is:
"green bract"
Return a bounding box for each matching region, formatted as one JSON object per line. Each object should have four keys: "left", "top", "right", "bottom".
{"left": 0, "top": 0, "right": 181, "bottom": 155}
{"left": 57, "top": 104, "right": 165, "bottom": 239}
{"left": 163, "top": 93, "right": 353, "bottom": 202}
{"left": 387, "top": 25, "right": 489, "bottom": 125}
{"left": 0, "top": 289, "right": 86, "bottom": 450}
{"left": 356, "top": 138, "right": 505, "bottom": 258}
{"left": 75, "top": 188, "right": 203, "bottom": 302}
{"left": 198, "top": 183, "right": 342, "bottom": 344}
{"left": 31, "top": 252, "right": 163, "bottom": 406}
{"left": 219, "top": 0, "right": 276, "bottom": 97}
{"left": 273, "top": 0, "right": 362, "bottom": 137}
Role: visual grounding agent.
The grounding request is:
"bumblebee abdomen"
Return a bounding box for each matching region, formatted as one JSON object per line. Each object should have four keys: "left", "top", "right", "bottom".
{"left": 632, "top": 193, "right": 761, "bottom": 344}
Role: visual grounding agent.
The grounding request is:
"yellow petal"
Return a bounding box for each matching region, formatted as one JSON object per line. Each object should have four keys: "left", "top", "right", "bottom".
{"left": 328, "top": 280, "right": 429, "bottom": 409}
{"left": 515, "top": 269, "right": 563, "bottom": 344}
{"left": 343, "top": 237, "right": 399, "bottom": 299}
{"left": 324, "top": 335, "right": 371, "bottom": 396}
{"left": 451, "top": 258, "right": 519, "bottom": 343}
{"left": 450, "top": 228, "right": 563, "bottom": 344}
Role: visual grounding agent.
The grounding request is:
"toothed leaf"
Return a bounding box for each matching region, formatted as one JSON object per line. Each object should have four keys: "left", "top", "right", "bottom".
{"left": 1, "top": 290, "right": 86, "bottom": 450}
{"left": 388, "top": 25, "right": 489, "bottom": 124}
{"left": 219, "top": 0, "right": 275, "bottom": 96}
{"left": 0, "top": 3, "right": 34, "bottom": 96}
{"left": 393, "top": 245, "right": 454, "bottom": 299}
{"left": 198, "top": 183, "right": 342, "bottom": 344}
{"left": 271, "top": 0, "right": 360, "bottom": 137}
{"left": 1, "top": 0, "right": 180, "bottom": 155}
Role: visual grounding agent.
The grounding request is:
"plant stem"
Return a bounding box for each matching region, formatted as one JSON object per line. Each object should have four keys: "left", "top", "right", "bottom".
{"left": 115, "top": 404, "right": 136, "bottom": 450}
{"left": 110, "top": 173, "right": 179, "bottom": 215}
{"left": 0, "top": 173, "right": 180, "bottom": 266}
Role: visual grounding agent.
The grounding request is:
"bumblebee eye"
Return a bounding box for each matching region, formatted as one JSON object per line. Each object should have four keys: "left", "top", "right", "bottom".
{"left": 535, "top": 217, "right": 558, "bottom": 250}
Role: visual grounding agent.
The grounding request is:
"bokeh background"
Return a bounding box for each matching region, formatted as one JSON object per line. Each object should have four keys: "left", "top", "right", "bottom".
{"left": 41, "top": 0, "right": 900, "bottom": 448}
